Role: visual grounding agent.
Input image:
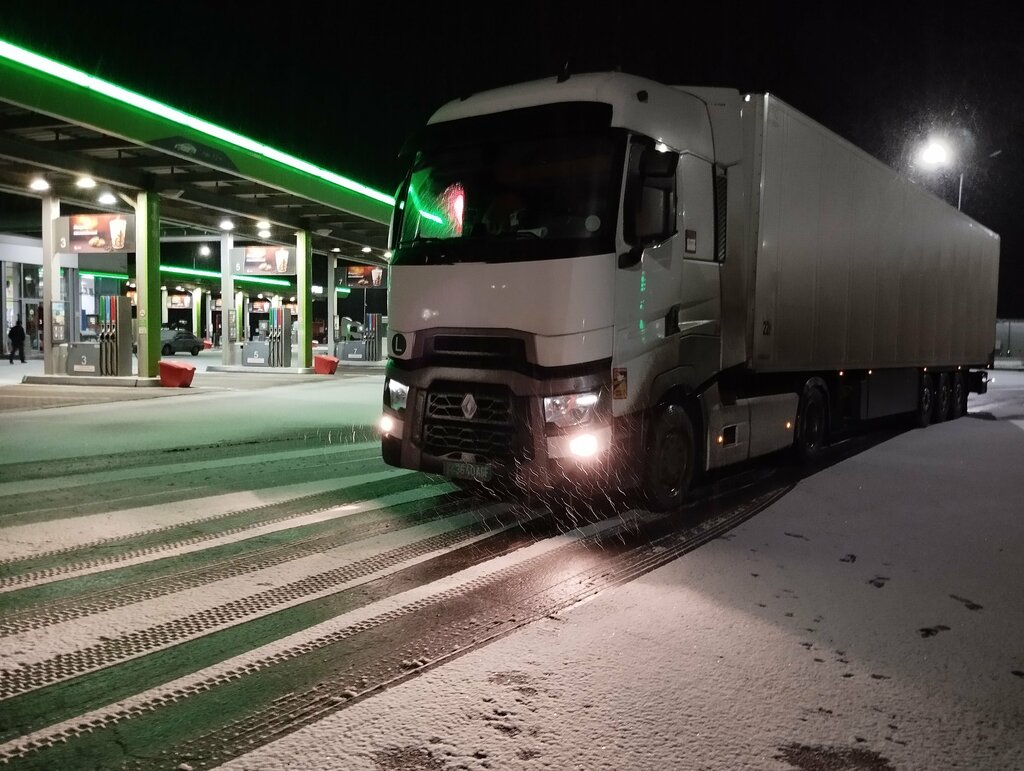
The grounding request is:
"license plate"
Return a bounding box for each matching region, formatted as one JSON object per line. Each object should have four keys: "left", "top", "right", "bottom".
{"left": 444, "top": 461, "right": 493, "bottom": 482}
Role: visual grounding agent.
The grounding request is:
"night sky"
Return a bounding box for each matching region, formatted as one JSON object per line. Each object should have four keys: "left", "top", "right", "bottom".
{"left": 2, "top": 2, "right": 1021, "bottom": 314}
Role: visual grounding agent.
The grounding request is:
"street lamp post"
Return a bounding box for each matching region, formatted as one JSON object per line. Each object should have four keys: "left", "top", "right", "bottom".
{"left": 919, "top": 138, "right": 961, "bottom": 210}
{"left": 918, "top": 139, "right": 1000, "bottom": 212}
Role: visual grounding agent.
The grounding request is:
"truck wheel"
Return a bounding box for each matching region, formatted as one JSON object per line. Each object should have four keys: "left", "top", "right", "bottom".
{"left": 952, "top": 371, "right": 968, "bottom": 418}
{"left": 915, "top": 373, "right": 934, "bottom": 428}
{"left": 933, "top": 373, "right": 951, "bottom": 423}
{"left": 644, "top": 404, "right": 696, "bottom": 512}
{"left": 795, "top": 384, "right": 828, "bottom": 463}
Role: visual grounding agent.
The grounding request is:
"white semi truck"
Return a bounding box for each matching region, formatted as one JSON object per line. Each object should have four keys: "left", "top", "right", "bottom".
{"left": 379, "top": 73, "right": 1000, "bottom": 508}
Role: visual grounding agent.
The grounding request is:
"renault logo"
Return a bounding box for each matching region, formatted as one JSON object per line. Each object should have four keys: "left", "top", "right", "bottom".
{"left": 461, "top": 393, "right": 478, "bottom": 420}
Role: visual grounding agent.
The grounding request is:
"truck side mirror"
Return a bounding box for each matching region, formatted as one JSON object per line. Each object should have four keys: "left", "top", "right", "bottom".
{"left": 618, "top": 246, "right": 643, "bottom": 269}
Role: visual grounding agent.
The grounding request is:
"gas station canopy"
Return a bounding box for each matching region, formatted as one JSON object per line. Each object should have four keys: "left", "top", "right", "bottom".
{"left": 0, "top": 38, "right": 393, "bottom": 263}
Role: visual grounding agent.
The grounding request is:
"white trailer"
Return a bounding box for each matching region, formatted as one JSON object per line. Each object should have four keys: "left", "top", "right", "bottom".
{"left": 380, "top": 73, "right": 999, "bottom": 508}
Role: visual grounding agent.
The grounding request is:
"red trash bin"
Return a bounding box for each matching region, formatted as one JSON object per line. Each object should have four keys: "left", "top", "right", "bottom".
{"left": 159, "top": 360, "right": 196, "bottom": 387}
{"left": 313, "top": 354, "right": 339, "bottom": 375}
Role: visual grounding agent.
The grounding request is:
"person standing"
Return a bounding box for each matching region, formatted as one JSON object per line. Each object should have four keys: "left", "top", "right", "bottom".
{"left": 8, "top": 318, "right": 26, "bottom": 364}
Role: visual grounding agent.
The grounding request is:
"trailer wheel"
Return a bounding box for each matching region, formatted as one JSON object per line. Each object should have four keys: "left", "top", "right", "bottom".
{"left": 644, "top": 404, "right": 696, "bottom": 512}
{"left": 915, "top": 373, "right": 934, "bottom": 428}
{"left": 952, "top": 371, "right": 968, "bottom": 418}
{"left": 933, "top": 373, "right": 952, "bottom": 423}
{"left": 795, "top": 384, "right": 828, "bottom": 463}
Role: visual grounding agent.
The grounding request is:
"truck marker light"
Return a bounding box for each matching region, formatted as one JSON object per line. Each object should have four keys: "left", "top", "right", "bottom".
{"left": 379, "top": 415, "right": 395, "bottom": 435}
{"left": 569, "top": 433, "right": 599, "bottom": 457}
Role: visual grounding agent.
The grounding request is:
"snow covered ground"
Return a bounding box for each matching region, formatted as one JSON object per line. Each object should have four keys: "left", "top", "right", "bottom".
{"left": 222, "top": 374, "right": 1024, "bottom": 771}
{"left": 0, "top": 371, "right": 1021, "bottom": 770}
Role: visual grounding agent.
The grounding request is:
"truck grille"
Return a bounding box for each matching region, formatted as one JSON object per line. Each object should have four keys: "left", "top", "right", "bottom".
{"left": 427, "top": 392, "right": 511, "bottom": 424}
{"left": 421, "top": 386, "right": 520, "bottom": 459}
{"left": 423, "top": 423, "right": 514, "bottom": 458}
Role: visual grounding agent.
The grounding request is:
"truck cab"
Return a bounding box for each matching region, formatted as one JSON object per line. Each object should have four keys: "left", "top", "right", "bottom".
{"left": 380, "top": 74, "right": 726, "bottom": 504}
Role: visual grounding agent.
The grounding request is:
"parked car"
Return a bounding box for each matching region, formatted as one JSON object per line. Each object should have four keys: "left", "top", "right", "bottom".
{"left": 160, "top": 329, "right": 203, "bottom": 356}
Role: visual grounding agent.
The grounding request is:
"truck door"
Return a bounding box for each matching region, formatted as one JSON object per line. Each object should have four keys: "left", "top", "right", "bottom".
{"left": 612, "top": 138, "right": 682, "bottom": 414}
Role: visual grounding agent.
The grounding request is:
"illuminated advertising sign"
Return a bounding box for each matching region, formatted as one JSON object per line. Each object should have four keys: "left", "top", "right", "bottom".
{"left": 56, "top": 213, "right": 135, "bottom": 253}
{"left": 230, "top": 246, "right": 296, "bottom": 276}
{"left": 167, "top": 294, "right": 192, "bottom": 309}
{"left": 345, "top": 264, "right": 386, "bottom": 288}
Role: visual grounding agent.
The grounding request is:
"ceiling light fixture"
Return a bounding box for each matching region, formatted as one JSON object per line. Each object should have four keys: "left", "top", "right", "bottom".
{"left": 258, "top": 229, "right": 271, "bottom": 239}
{"left": 361, "top": 246, "right": 372, "bottom": 253}
{"left": 76, "top": 176, "right": 97, "bottom": 189}
{"left": 199, "top": 245, "right": 211, "bottom": 257}
{"left": 219, "top": 219, "right": 234, "bottom": 230}
{"left": 29, "top": 177, "right": 49, "bottom": 191}
{"left": 256, "top": 220, "right": 271, "bottom": 230}
{"left": 98, "top": 192, "right": 117, "bottom": 205}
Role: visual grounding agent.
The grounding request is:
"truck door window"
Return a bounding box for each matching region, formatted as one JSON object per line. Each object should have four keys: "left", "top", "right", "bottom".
{"left": 624, "top": 139, "right": 678, "bottom": 247}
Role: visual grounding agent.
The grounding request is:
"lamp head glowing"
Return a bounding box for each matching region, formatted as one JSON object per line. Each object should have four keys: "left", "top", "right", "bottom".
{"left": 29, "top": 177, "right": 50, "bottom": 191}
{"left": 920, "top": 139, "right": 951, "bottom": 168}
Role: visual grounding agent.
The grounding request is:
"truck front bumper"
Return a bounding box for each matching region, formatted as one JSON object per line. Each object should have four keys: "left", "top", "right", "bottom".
{"left": 380, "top": 363, "right": 621, "bottom": 493}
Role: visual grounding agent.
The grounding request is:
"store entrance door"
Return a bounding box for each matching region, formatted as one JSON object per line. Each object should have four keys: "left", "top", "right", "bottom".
{"left": 22, "top": 301, "right": 41, "bottom": 352}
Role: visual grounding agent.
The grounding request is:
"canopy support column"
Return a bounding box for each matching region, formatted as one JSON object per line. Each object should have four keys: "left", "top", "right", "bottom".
{"left": 135, "top": 191, "right": 161, "bottom": 378}
{"left": 326, "top": 255, "right": 337, "bottom": 354}
{"left": 296, "top": 230, "right": 312, "bottom": 368}
{"left": 220, "top": 233, "right": 236, "bottom": 365}
{"left": 41, "top": 195, "right": 60, "bottom": 375}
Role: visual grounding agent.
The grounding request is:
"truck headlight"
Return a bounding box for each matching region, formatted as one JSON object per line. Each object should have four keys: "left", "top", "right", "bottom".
{"left": 384, "top": 378, "right": 409, "bottom": 411}
{"left": 543, "top": 391, "right": 600, "bottom": 429}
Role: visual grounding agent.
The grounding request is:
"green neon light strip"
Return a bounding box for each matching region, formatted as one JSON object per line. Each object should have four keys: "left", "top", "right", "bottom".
{"left": 79, "top": 270, "right": 129, "bottom": 280}
{"left": 336, "top": 287, "right": 351, "bottom": 296}
{"left": 81, "top": 267, "right": 291, "bottom": 288}
{"left": 0, "top": 38, "right": 394, "bottom": 207}
{"left": 159, "top": 265, "right": 291, "bottom": 287}
{"left": 406, "top": 185, "right": 444, "bottom": 224}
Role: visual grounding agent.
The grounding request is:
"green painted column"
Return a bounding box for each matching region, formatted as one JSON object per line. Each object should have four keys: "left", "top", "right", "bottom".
{"left": 135, "top": 191, "right": 160, "bottom": 378}
{"left": 296, "top": 230, "right": 312, "bottom": 368}
{"left": 191, "top": 288, "right": 202, "bottom": 335}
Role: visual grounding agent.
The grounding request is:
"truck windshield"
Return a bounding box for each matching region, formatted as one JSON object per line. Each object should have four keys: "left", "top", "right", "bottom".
{"left": 392, "top": 104, "right": 625, "bottom": 264}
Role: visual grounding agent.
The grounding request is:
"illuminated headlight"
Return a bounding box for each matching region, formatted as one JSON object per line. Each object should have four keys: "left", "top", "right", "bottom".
{"left": 384, "top": 378, "right": 409, "bottom": 411}
{"left": 569, "top": 433, "right": 599, "bottom": 457}
{"left": 379, "top": 414, "right": 395, "bottom": 434}
{"left": 543, "top": 391, "right": 600, "bottom": 429}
